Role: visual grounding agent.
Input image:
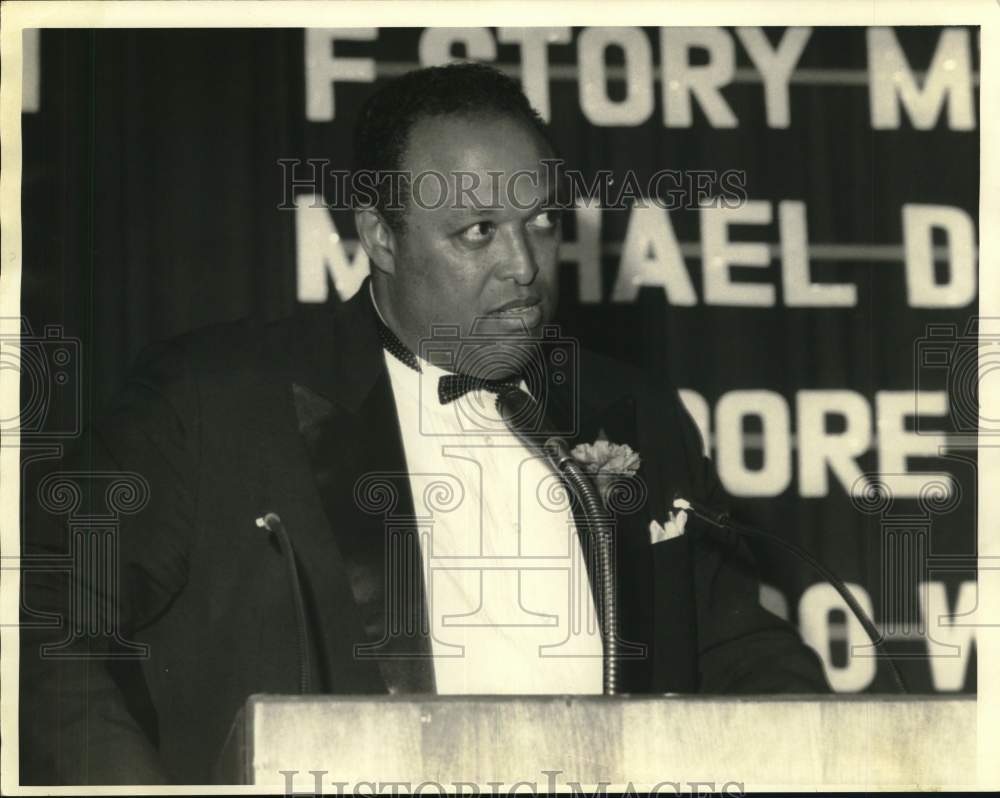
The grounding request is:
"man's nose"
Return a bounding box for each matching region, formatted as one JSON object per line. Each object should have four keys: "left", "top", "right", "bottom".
{"left": 495, "top": 226, "right": 539, "bottom": 285}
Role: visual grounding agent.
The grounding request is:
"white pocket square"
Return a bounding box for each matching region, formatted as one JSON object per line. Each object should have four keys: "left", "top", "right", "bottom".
{"left": 649, "top": 510, "right": 688, "bottom": 544}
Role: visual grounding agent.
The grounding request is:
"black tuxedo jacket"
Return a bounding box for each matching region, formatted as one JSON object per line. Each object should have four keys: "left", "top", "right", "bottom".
{"left": 21, "top": 282, "right": 827, "bottom": 785}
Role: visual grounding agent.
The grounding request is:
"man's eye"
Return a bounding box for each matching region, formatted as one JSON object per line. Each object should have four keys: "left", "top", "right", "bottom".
{"left": 460, "top": 221, "right": 495, "bottom": 243}
{"left": 528, "top": 209, "right": 560, "bottom": 230}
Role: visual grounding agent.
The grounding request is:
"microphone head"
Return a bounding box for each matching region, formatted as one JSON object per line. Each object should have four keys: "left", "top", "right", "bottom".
{"left": 255, "top": 512, "right": 283, "bottom": 533}
{"left": 543, "top": 436, "right": 571, "bottom": 463}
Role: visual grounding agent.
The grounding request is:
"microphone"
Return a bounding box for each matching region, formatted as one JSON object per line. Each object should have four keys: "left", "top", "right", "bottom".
{"left": 673, "top": 495, "right": 909, "bottom": 694}
{"left": 541, "top": 436, "right": 574, "bottom": 468}
{"left": 544, "top": 436, "right": 621, "bottom": 696}
{"left": 494, "top": 387, "right": 622, "bottom": 695}
{"left": 255, "top": 512, "right": 312, "bottom": 694}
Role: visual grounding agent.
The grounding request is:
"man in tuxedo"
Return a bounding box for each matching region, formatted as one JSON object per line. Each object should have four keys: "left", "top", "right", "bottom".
{"left": 21, "top": 63, "right": 827, "bottom": 786}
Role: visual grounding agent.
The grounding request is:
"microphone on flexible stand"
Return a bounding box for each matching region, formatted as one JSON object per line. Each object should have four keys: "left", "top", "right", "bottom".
{"left": 672, "top": 495, "right": 909, "bottom": 694}
{"left": 543, "top": 436, "right": 621, "bottom": 696}
{"left": 255, "top": 512, "right": 312, "bottom": 694}
{"left": 493, "top": 387, "right": 621, "bottom": 695}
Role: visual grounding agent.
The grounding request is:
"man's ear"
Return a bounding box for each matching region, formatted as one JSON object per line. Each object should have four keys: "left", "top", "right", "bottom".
{"left": 354, "top": 208, "right": 398, "bottom": 274}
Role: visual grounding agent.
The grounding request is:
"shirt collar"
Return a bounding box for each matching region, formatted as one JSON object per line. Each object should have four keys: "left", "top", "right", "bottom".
{"left": 370, "top": 281, "right": 425, "bottom": 373}
{"left": 369, "top": 281, "right": 533, "bottom": 400}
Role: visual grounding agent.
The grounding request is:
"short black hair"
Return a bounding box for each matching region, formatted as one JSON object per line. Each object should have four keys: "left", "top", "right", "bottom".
{"left": 352, "top": 62, "right": 553, "bottom": 232}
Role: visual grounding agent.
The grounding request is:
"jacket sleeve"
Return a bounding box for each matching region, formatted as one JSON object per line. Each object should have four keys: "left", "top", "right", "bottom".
{"left": 20, "top": 340, "right": 201, "bottom": 784}
{"left": 670, "top": 393, "right": 832, "bottom": 694}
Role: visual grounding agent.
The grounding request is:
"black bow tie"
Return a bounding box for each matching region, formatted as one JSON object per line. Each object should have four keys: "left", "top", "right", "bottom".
{"left": 437, "top": 373, "right": 523, "bottom": 405}
{"left": 369, "top": 297, "right": 533, "bottom": 408}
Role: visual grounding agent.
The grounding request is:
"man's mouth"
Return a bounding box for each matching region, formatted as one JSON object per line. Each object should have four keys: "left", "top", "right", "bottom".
{"left": 490, "top": 297, "right": 541, "bottom": 315}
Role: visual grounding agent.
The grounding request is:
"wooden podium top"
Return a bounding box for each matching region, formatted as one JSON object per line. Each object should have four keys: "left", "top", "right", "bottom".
{"left": 217, "top": 694, "right": 975, "bottom": 790}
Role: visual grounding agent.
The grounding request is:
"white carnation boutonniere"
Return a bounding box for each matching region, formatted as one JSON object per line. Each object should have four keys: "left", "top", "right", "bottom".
{"left": 569, "top": 432, "right": 641, "bottom": 509}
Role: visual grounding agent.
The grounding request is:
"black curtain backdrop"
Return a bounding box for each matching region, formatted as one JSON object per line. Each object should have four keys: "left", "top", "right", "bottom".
{"left": 21, "top": 27, "right": 979, "bottom": 693}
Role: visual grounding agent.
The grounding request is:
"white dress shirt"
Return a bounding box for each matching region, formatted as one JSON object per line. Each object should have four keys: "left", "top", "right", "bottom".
{"left": 379, "top": 328, "right": 604, "bottom": 695}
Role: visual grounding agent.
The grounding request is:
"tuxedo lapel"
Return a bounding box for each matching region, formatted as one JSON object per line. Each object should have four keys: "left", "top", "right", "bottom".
{"left": 552, "top": 356, "right": 699, "bottom": 694}
{"left": 287, "top": 284, "right": 434, "bottom": 695}
{"left": 633, "top": 384, "right": 699, "bottom": 693}
{"left": 281, "top": 293, "right": 698, "bottom": 697}
{"left": 543, "top": 376, "right": 653, "bottom": 693}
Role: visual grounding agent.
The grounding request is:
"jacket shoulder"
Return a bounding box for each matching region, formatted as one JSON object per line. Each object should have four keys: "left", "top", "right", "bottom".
{"left": 130, "top": 306, "right": 339, "bottom": 377}
{"left": 577, "top": 346, "right": 678, "bottom": 407}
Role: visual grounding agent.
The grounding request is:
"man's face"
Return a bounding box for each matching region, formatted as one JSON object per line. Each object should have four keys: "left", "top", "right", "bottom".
{"left": 383, "top": 112, "right": 561, "bottom": 377}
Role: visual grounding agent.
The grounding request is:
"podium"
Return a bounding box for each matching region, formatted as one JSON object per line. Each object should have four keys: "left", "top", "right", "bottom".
{"left": 217, "top": 694, "right": 974, "bottom": 789}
